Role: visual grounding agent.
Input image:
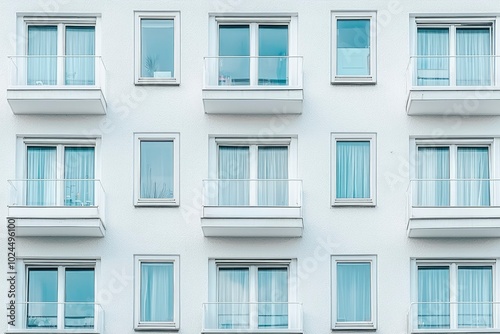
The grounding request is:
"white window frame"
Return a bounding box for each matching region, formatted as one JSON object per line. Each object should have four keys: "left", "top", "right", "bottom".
{"left": 331, "top": 255, "right": 377, "bottom": 330}
{"left": 134, "top": 11, "right": 181, "bottom": 85}
{"left": 331, "top": 11, "right": 377, "bottom": 84}
{"left": 133, "top": 132, "right": 180, "bottom": 207}
{"left": 134, "top": 255, "right": 180, "bottom": 330}
{"left": 410, "top": 258, "right": 500, "bottom": 332}
{"left": 331, "top": 133, "right": 377, "bottom": 206}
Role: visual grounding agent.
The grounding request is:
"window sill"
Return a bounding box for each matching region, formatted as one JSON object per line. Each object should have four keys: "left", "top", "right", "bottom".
{"left": 331, "top": 76, "right": 376, "bottom": 85}
{"left": 135, "top": 78, "right": 180, "bottom": 86}
{"left": 332, "top": 199, "right": 376, "bottom": 207}
{"left": 134, "top": 199, "right": 179, "bottom": 207}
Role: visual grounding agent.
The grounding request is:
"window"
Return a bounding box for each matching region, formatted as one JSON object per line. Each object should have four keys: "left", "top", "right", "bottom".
{"left": 22, "top": 260, "right": 97, "bottom": 330}
{"left": 21, "top": 16, "right": 99, "bottom": 86}
{"left": 207, "top": 259, "right": 298, "bottom": 331}
{"left": 134, "top": 133, "right": 180, "bottom": 206}
{"left": 331, "top": 133, "right": 376, "bottom": 206}
{"left": 22, "top": 138, "right": 98, "bottom": 207}
{"left": 209, "top": 15, "right": 298, "bottom": 87}
{"left": 331, "top": 12, "right": 377, "bottom": 84}
{"left": 412, "top": 259, "right": 497, "bottom": 331}
{"left": 134, "top": 255, "right": 180, "bottom": 330}
{"left": 331, "top": 256, "right": 377, "bottom": 330}
{"left": 413, "top": 18, "right": 493, "bottom": 87}
{"left": 134, "top": 11, "right": 180, "bottom": 85}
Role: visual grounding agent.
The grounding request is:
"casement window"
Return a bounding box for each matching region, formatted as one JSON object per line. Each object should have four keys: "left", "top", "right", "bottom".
{"left": 209, "top": 15, "right": 298, "bottom": 86}
{"left": 413, "top": 18, "right": 494, "bottom": 87}
{"left": 331, "top": 256, "right": 377, "bottom": 330}
{"left": 134, "top": 11, "right": 180, "bottom": 85}
{"left": 134, "top": 255, "right": 180, "bottom": 330}
{"left": 133, "top": 133, "right": 180, "bottom": 206}
{"left": 21, "top": 16, "right": 99, "bottom": 86}
{"left": 331, "top": 12, "right": 377, "bottom": 84}
{"left": 411, "top": 259, "right": 497, "bottom": 330}
{"left": 21, "top": 260, "right": 97, "bottom": 330}
{"left": 331, "top": 133, "right": 377, "bottom": 206}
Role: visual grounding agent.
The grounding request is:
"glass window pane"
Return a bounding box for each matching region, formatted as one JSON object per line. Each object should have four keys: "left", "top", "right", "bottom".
{"left": 336, "top": 141, "right": 370, "bottom": 199}
{"left": 141, "top": 19, "right": 175, "bottom": 78}
{"left": 28, "top": 26, "right": 57, "bottom": 85}
{"left": 456, "top": 28, "right": 491, "bottom": 86}
{"left": 219, "top": 25, "right": 250, "bottom": 85}
{"left": 457, "top": 147, "right": 490, "bottom": 206}
{"left": 65, "top": 26, "right": 95, "bottom": 85}
{"left": 418, "top": 267, "right": 450, "bottom": 329}
{"left": 258, "top": 25, "right": 288, "bottom": 85}
{"left": 258, "top": 146, "right": 288, "bottom": 206}
{"left": 65, "top": 269, "right": 95, "bottom": 329}
{"left": 27, "top": 269, "right": 58, "bottom": 328}
{"left": 258, "top": 268, "right": 288, "bottom": 328}
{"left": 218, "top": 268, "right": 249, "bottom": 329}
{"left": 27, "top": 146, "right": 57, "bottom": 206}
{"left": 417, "top": 147, "right": 450, "bottom": 206}
{"left": 337, "top": 19, "right": 370, "bottom": 76}
{"left": 140, "top": 141, "right": 174, "bottom": 199}
{"left": 458, "top": 266, "right": 492, "bottom": 328}
{"left": 64, "top": 147, "right": 95, "bottom": 206}
{"left": 218, "top": 146, "right": 249, "bottom": 206}
{"left": 337, "top": 262, "right": 371, "bottom": 322}
{"left": 141, "top": 262, "right": 174, "bottom": 322}
{"left": 417, "top": 28, "right": 450, "bottom": 86}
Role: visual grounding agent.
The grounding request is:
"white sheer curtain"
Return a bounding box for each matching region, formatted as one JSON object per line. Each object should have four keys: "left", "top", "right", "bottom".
{"left": 65, "top": 26, "right": 95, "bottom": 85}
{"left": 218, "top": 146, "right": 249, "bottom": 206}
{"left": 140, "top": 141, "right": 174, "bottom": 199}
{"left": 141, "top": 263, "right": 174, "bottom": 322}
{"left": 337, "top": 263, "right": 371, "bottom": 322}
{"left": 418, "top": 267, "right": 450, "bottom": 329}
{"left": 258, "top": 146, "right": 288, "bottom": 206}
{"left": 336, "top": 141, "right": 370, "bottom": 199}
{"left": 457, "top": 147, "right": 490, "bottom": 206}
{"left": 27, "top": 147, "right": 57, "bottom": 206}
{"left": 456, "top": 28, "right": 491, "bottom": 86}
{"left": 258, "top": 268, "right": 288, "bottom": 328}
{"left": 417, "top": 28, "right": 449, "bottom": 86}
{"left": 64, "top": 147, "right": 95, "bottom": 206}
{"left": 458, "top": 267, "right": 492, "bottom": 328}
{"left": 27, "top": 269, "right": 58, "bottom": 328}
{"left": 417, "top": 147, "right": 450, "bottom": 206}
{"left": 218, "top": 268, "right": 249, "bottom": 329}
{"left": 28, "top": 26, "right": 57, "bottom": 85}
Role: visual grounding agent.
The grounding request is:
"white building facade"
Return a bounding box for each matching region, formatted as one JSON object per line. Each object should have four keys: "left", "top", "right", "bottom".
{"left": 2, "top": 0, "right": 500, "bottom": 333}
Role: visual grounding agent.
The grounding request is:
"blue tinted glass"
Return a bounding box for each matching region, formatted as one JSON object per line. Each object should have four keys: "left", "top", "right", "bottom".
{"left": 337, "top": 263, "right": 371, "bottom": 322}
{"left": 140, "top": 141, "right": 174, "bottom": 199}
{"left": 259, "top": 25, "right": 288, "bottom": 85}
{"left": 337, "top": 19, "right": 370, "bottom": 75}
{"left": 219, "top": 25, "right": 250, "bottom": 85}
{"left": 28, "top": 269, "right": 58, "bottom": 328}
{"left": 141, "top": 19, "right": 175, "bottom": 78}
{"left": 65, "top": 269, "right": 95, "bottom": 328}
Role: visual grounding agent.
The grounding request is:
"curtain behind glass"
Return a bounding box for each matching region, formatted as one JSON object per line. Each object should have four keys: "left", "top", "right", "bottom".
{"left": 417, "top": 147, "right": 450, "bottom": 206}
{"left": 140, "top": 141, "right": 174, "bottom": 199}
{"left": 27, "top": 147, "right": 57, "bottom": 206}
{"left": 337, "top": 19, "right": 370, "bottom": 76}
{"left": 258, "top": 146, "right": 288, "bottom": 206}
{"left": 417, "top": 28, "right": 449, "bottom": 86}
{"left": 218, "top": 268, "right": 249, "bottom": 329}
{"left": 65, "top": 26, "right": 95, "bottom": 85}
{"left": 258, "top": 25, "right": 288, "bottom": 85}
{"left": 337, "top": 263, "right": 371, "bottom": 322}
{"left": 258, "top": 268, "right": 288, "bottom": 328}
{"left": 65, "top": 269, "right": 95, "bottom": 328}
{"left": 456, "top": 28, "right": 491, "bottom": 86}
{"left": 219, "top": 146, "right": 249, "bottom": 206}
{"left": 28, "top": 26, "right": 57, "bottom": 85}
{"left": 458, "top": 266, "right": 492, "bottom": 328}
{"left": 457, "top": 147, "right": 489, "bottom": 206}
{"left": 418, "top": 267, "right": 450, "bottom": 329}
{"left": 336, "top": 141, "right": 370, "bottom": 199}
{"left": 64, "top": 147, "right": 95, "bottom": 206}
{"left": 141, "top": 263, "right": 174, "bottom": 322}
{"left": 27, "top": 269, "right": 58, "bottom": 328}
{"left": 219, "top": 25, "right": 250, "bottom": 85}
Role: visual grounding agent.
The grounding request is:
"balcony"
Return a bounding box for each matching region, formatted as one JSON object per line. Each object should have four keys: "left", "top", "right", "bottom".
{"left": 7, "top": 56, "right": 107, "bottom": 115}
{"left": 202, "top": 302, "right": 303, "bottom": 334}
{"left": 202, "top": 56, "right": 303, "bottom": 114}
{"left": 406, "top": 179, "right": 500, "bottom": 238}
{"left": 201, "top": 179, "right": 303, "bottom": 237}
{"left": 7, "top": 179, "right": 106, "bottom": 237}
{"left": 6, "top": 302, "right": 103, "bottom": 334}
{"left": 407, "top": 301, "right": 500, "bottom": 334}
{"left": 406, "top": 55, "right": 500, "bottom": 115}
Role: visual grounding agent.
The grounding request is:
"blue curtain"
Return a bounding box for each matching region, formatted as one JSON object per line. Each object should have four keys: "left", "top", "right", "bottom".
{"left": 141, "top": 263, "right": 174, "bottom": 322}
{"left": 218, "top": 146, "right": 249, "bottom": 206}
{"left": 28, "top": 26, "right": 57, "bottom": 85}
{"left": 218, "top": 268, "right": 249, "bottom": 329}
{"left": 458, "top": 266, "right": 492, "bottom": 328}
{"left": 65, "top": 26, "right": 95, "bottom": 85}
{"left": 417, "top": 147, "right": 450, "bottom": 206}
{"left": 337, "top": 19, "right": 370, "bottom": 76}
{"left": 258, "top": 268, "right": 288, "bottom": 328}
{"left": 417, "top": 28, "right": 449, "bottom": 86}
{"left": 27, "top": 147, "right": 57, "bottom": 206}
{"left": 64, "top": 147, "right": 95, "bottom": 206}
{"left": 140, "top": 141, "right": 174, "bottom": 199}
{"left": 457, "top": 147, "right": 490, "bottom": 206}
{"left": 258, "top": 146, "right": 288, "bottom": 206}
{"left": 337, "top": 262, "right": 371, "bottom": 322}
{"left": 418, "top": 267, "right": 450, "bottom": 329}
{"left": 27, "top": 269, "right": 58, "bottom": 328}
{"left": 336, "top": 141, "right": 370, "bottom": 199}
{"left": 456, "top": 28, "right": 491, "bottom": 86}
{"left": 65, "top": 269, "right": 95, "bottom": 328}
